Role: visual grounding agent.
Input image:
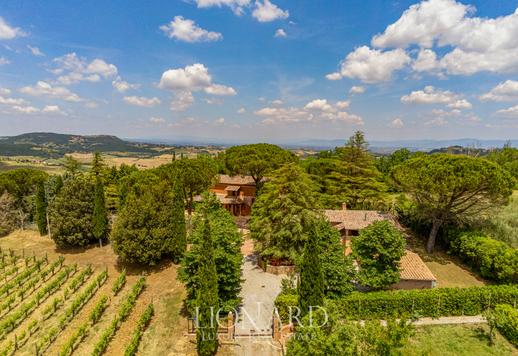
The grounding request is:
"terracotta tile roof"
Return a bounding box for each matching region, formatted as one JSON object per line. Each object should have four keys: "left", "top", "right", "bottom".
{"left": 324, "top": 209, "right": 392, "bottom": 230}
{"left": 399, "top": 250, "right": 436, "bottom": 281}
{"left": 218, "top": 174, "right": 256, "bottom": 186}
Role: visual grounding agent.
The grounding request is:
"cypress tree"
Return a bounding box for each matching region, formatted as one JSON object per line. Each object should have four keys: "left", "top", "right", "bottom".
{"left": 170, "top": 180, "right": 186, "bottom": 263}
{"left": 92, "top": 177, "right": 109, "bottom": 247}
{"left": 196, "top": 217, "right": 219, "bottom": 356}
{"left": 298, "top": 226, "right": 325, "bottom": 317}
{"left": 35, "top": 181, "right": 48, "bottom": 236}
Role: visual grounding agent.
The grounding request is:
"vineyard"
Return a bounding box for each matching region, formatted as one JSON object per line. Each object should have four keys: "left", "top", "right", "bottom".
{"left": 0, "top": 248, "right": 153, "bottom": 356}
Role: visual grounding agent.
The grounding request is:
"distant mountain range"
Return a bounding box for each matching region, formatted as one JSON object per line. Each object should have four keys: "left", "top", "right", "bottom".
{"left": 0, "top": 132, "right": 515, "bottom": 158}
{"left": 0, "top": 132, "right": 176, "bottom": 158}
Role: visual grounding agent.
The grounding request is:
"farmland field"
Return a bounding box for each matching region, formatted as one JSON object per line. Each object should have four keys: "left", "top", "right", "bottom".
{"left": 0, "top": 230, "right": 193, "bottom": 356}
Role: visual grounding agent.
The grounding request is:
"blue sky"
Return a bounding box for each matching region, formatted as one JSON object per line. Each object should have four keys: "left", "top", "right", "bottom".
{"left": 1, "top": 0, "right": 518, "bottom": 143}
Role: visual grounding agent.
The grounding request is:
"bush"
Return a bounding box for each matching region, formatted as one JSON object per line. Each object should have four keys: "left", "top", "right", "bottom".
{"left": 449, "top": 231, "right": 518, "bottom": 283}
{"left": 494, "top": 304, "right": 518, "bottom": 347}
{"left": 275, "top": 285, "right": 518, "bottom": 323}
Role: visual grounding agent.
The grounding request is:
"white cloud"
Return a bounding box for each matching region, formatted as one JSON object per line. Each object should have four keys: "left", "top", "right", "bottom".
{"left": 237, "top": 107, "right": 246, "bottom": 114}
{"left": 401, "top": 86, "right": 468, "bottom": 107}
{"left": 252, "top": 0, "right": 289, "bottom": 22}
{"left": 19, "top": 81, "right": 82, "bottom": 102}
{"left": 42, "top": 105, "right": 66, "bottom": 115}
{"left": 480, "top": 80, "right": 518, "bottom": 102}
{"left": 0, "top": 88, "right": 11, "bottom": 95}
{"left": 51, "top": 53, "right": 118, "bottom": 85}
{"left": 170, "top": 91, "right": 194, "bottom": 112}
{"left": 0, "top": 17, "right": 25, "bottom": 40}
{"left": 349, "top": 86, "right": 365, "bottom": 94}
{"left": 271, "top": 99, "right": 283, "bottom": 105}
{"left": 274, "top": 28, "right": 287, "bottom": 38}
{"left": 255, "top": 99, "right": 363, "bottom": 126}
{"left": 149, "top": 116, "right": 166, "bottom": 124}
{"left": 0, "top": 56, "right": 10, "bottom": 65}
{"left": 325, "top": 72, "right": 342, "bottom": 81}
{"left": 372, "top": 0, "right": 518, "bottom": 76}
{"left": 0, "top": 95, "right": 26, "bottom": 106}
{"left": 447, "top": 99, "right": 472, "bottom": 109}
{"left": 389, "top": 118, "right": 404, "bottom": 128}
{"left": 496, "top": 105, "right": 518, "bottom": 118}
{"left": 159, "top": 63, "right": 212, "bottom": 91}
{"left": 335, "top": 46, "right": 411, "bottom": 83}
{"left": 123, "top": 96, "right": 161, "bottom": 107}
{"left": 12, "top": 105, "right": 39, "bottom": 114}
{"left": 204, "top": 84, "right": 236, "bottom": 96}
{"left": 214, "top": 117, "right": 225, "bottom": 125}
{"left": 112, "top": 76, "right": 139, "bottom": 92}
{"left": 160, "top": 16, "right": 222, "bottom": 43}
{"left": 194, "top": 0, "right": 251, "bottom": 16}
{"left": 27, "top": 45, "right": 44, "bottom": 56}
{"left": 335, "top": 100, "right": 350, "bottom": 109}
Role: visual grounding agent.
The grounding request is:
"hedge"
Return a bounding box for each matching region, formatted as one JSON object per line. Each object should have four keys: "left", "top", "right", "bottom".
{"left": 274, "top": 285, "right": 518, "bottom": 322}
{"left": 494, "top": 304, "right": 518, "bottom": 347}
{"left": 449, "top": 231, "right": 518, "bottom": 284}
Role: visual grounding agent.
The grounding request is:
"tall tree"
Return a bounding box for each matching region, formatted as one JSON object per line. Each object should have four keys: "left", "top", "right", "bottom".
{"left": 195, "top": 217, "right": 219, "bottom": 356}
{"left": 92, "top": 177, "right": 109, "bottom": 247}
{"left": 352, "top": 220, "right": 406, "bottom": 289}
{"left": 224, "top": 143, "right": 297, "bottom": 190}
{"left": 392, "top": 154, "right": 514, "bottom": 253}
{"left": 49, "top": 176, "right": 96, "bottom": 247}
{"left": 250, "top": 163, "right": 318, "bottom": 263}
{"left": 91, "top": 152, "right": 105, "bottom": 179}
{"left": 179, "top": 193, "right": 243, "bottom": 312}
{"left": 63, "top": 156, "right": 81, "bottom": 177}
{"left": 35, "top": 181, "right": 48, "bottom": 236}
{"left": 169, "top": 179, "right": 187, "bottom": 263}
{"left": 0, "top": 191, "right": 17, "bottom": 237}
{"left": 298, "top": 226, "right": 324, "bottom": 316}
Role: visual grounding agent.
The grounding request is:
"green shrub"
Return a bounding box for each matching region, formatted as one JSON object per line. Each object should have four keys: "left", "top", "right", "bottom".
{"left": 274, "top": 293, "right": 298, "bottom": 323}
{"left": 494, "top": 304, "right": 518, "bottom": 346}
{"left": 449, "top": 231, "right": 518, "bottom": 283}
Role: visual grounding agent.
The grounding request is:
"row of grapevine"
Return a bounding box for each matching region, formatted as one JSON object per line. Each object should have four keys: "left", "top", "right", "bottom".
{"left": 123, "top": 303, "right": 154, "bottom": 356}
{"left": 0, "top": 258, "right": 48, "bottom": 298}
{"left": 0, "top": 266, "right": 96, "bottom": 356}
{"left": 34, "top": 270, "right": 108, "bottom": 355}
{"left": 112, "top": 270, "right": 126, "bottom": 296}
{"left": 0, "top": 264, "right": 75, "bottom": 339}
{"left": 92, "top": 277, "right": 146, "bottom": 356}
{"left": 58, "top": 295, "right": 109, "bottom": 356}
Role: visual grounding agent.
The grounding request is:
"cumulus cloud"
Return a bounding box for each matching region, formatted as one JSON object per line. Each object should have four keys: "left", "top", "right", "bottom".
{"left": 274, "top": 28, "right": 287, "bottom": 38}
{"left": 214, "top": 117, "right": 225, "bottom": 125}
{"left": 149, "top": 116, "right": 166, "bottom": 124}
{"left": 237, "top": 107, "right": 246, "bottom": 114}
{"left": 170, "top": 91, "right": 194, "bottom": 112}
{"left": 112, "top": 76, "right": 139, "bottom": 92}
{"left": 331, "top": 46, "right": 411, "bottom": 83}
{"left": 480, "top": 80, "right": 518, "bottom": 102}
{"left": 349, "top": 86, "right": 365, "bottom": 94}
{"left": 204, "top": 84, "right": 236, "bottom": 96}
{"left": 0, "top": 95, "right": 26, "bottom": 106}
{"left": 19, "top": 81, "right": 82, "bottom": 102}
{"left": 252, "top": 0, "right": 289, "bottom": 22}
{"left": 0, "top": 88, "right": 11, "bottom": 95}
{"left": 11, "top": 105, "right": 39, "bottom": 114}
{"left": 160, "top": 16, "right": 222, "bottom": 43}
{"left": 325, "top": 72, "right": 342, "bottom": 81}
{"left": 401, "top": 86, "right": 471, "bottom": 109}
{"left": 255, "top": 98, "right": 363, "bottom": 126}
{"left": 372, "top": 0, "right": 518, "bottom": 76}
{"left": 42, "top": 105, "right": 65, "bottom": 114}
{"left": 123, "top": 96, "right": 161, "bottom": 107}
{"left": 0, "top": 57, "right": 10, "bottom": 65}
{"left": 425, "top": 117, "right": 448, "bottom": 126}
{"left": 194, "top": 0, "right": 251, "bottom": 15}
{"left": 27, "top": 45, "right": 44, "bottom": 56}
{"left": 0, "top": 17, "right": 25, "bottom": 40}
{"left": 51, "top": 53, "right": 118, "bottom": 85}
{"left": 336, "top": 100, "right": 350, "bottom": 109}
{"left": 496, "top": 105, "right": 518, "bottom": 118}
{"left": 389, "top": 118, "right": 404, "bottom": 128}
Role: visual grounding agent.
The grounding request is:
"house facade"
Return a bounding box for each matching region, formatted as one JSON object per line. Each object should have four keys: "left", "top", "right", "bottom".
{"left": 324, "top": 204, "right": 437, "bottom": 290}
{"left": 210, "top": 175, "right": 257, "bottom": 216}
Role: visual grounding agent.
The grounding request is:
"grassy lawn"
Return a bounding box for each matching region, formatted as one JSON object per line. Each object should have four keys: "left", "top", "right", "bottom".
{"left": 405, "top": 233, "right": 488, "bottom": 288}
{"left": 402, "top": 324, "right": 517, "bottom": 356}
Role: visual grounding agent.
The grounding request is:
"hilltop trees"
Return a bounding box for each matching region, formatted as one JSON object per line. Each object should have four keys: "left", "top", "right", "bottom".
{"left": 250, "top": 163, "right": 318, "bottom": 263}
{"left": 179, "top": 193, "right": 243, "bottom": 312}
{"left": 392, "top": 154, "right": 514, "bottom": 253}
{"left": 352, "top": 221, "right": 406, "bottom": 289}
{"left": 49, "top": 176, "right": 96, "bottom": 247}
{"left": 224, "top": 143, "right": 297, "bottom": 190}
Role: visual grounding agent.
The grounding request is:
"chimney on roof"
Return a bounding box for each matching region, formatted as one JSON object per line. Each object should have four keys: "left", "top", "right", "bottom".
{"left": 342, "top": 202, "right": 347, "bottom": 210}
